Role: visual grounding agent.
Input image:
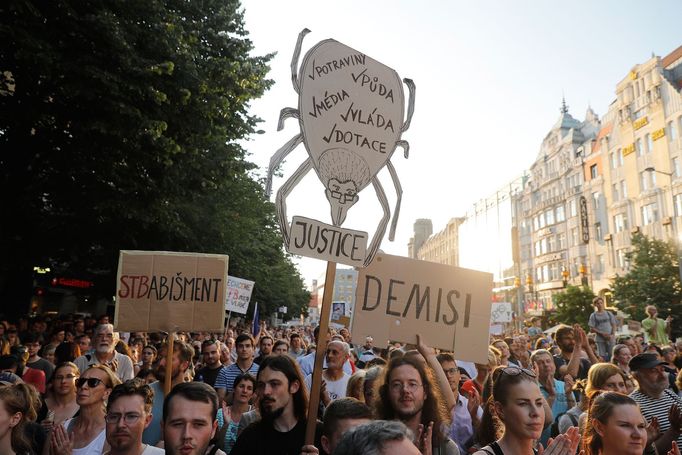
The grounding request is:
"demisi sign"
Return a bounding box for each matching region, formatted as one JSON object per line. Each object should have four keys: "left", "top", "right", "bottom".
{"left": 579, "top": 196, "right": 589, "bottom": 244}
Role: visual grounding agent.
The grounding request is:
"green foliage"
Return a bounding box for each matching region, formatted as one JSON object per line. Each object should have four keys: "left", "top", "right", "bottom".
{"left": 0, "top": 0, "right": 309, "bottom": 318}
{"left": 553, "top": 285, "right": 596, "bottom": 328}
{"left": 612, "top": 233, "right": 682, "bottom": 336}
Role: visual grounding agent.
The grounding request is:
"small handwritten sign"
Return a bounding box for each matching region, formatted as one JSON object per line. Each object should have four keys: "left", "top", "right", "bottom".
{"left": 288, "top": 216, "right": 368, "bottom": 266}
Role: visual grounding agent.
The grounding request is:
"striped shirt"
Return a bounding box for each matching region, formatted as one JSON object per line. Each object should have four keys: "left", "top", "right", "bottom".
{"left": 630, "top": 388, "right": 682, "bottom": 446}
{"left": 215, "top": 362, "right": 259, "bottom": 392}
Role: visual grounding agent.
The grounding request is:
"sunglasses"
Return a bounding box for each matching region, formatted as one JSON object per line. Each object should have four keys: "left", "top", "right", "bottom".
{"left": 76, "top": 377, "right": 104, "bottom": 388}
{"left": 494, "top": 366, "right": 537, "bottom": 381}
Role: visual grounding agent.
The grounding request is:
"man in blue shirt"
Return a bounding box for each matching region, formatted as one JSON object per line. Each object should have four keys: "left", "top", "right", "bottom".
{"left": 215, "top": 333, "right": 259, "bottom": 402}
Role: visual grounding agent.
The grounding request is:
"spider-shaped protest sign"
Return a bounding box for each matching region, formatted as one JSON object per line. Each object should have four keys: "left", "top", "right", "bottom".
{"left": 265, "top": 29, "right": 415, "bottom": 444}
{"left": 266, "top": 28, "right": 415, "bottom": 268}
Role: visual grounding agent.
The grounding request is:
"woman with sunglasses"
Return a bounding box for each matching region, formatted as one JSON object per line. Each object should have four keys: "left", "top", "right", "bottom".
{"left": 474, "top": 366, "right": 580, "bottom": 455}
{"left": 40, "top": 362, "right": 80, "bottom": 433}
{"left": 48, "top": 364, "right": 121, "bottom": 455}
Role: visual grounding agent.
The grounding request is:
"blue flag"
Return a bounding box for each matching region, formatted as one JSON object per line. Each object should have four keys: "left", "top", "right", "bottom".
{"left": 251, "top": 302, "right": 259, "bottom": 336}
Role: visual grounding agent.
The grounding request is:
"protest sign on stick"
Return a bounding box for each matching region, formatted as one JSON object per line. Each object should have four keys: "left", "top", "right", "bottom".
{"left": 226, "top": 276, "right": 255, "bottom": 314}
{"left": 264, "top": 28, "right": 415, "bottom": 445}
{"left": 114, "top": 250, "right": 228, "bottom": 332}
{"left": 352, "top": 253, "right": 494, "bottom": 363}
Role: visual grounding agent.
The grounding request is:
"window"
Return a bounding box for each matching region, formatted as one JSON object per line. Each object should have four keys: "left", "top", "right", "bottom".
{"left": 590, "top": 164, "right": 598, "bottom": 179}
{"left": 670, "top": 121, "right": 678, "bottom": 142}
{"left": 641, "top": 202, "right": 659, "bottom": 225}
{"left": 610, "top": 152, "right": 617, "bottom": 169}
{"left": 592, "top": 192, "right": 601, "bottom": 212}
{"left": 612, "top": 183, "right": 620, "bottom": 202}
{"left": 557, "top": 233, "right": 566, "bottom": 249}
{"left": 547, "top": 236, "right": 556, "bottom": 252}
{"left": 636, "top": 138, "right": 643, "bottom": 156}
{"left": 538, "top": 213, "right": 546, "bottom": 228}
{"left": 534, "top": 241, "right": 541, "bottom": 257}
{"left": 646, "top": 133, "right": 653, "bottom": 153}
{"left": 621, "top": 180, "right": 628, "bottom": 199}
{"left": 570, "top": 228, "right": 579, "bottom": 246}
{"left": 556, "top": 205, "right": 565, "bottom": 222}
{"left": 569, "top": 199, "right": 577, "bottom": 217}
{"left": 614, "top": 213, "right": 629, "bottom": 232}
{"left": 595, "top": 222, "right": 603, "bottom": 242}
{"left": 640, "top": 171, "right": 656, "bottom": 191}
{"left": 545, "top": 209, "right": 555, "bottom": 225}
{"left": 616, "top": 249, "right": 628, "bottom": 269}
{"left": 673, "top": 157, "right": 681, "bottom": 178}
{"left": 533, "top": 216, "right": 539, "bottom": 231}
{"left": 674, "top": 194, "right": 682, "bottom": 217}
{"left": 549, "top": 263, "right": 559, "bottom": 281}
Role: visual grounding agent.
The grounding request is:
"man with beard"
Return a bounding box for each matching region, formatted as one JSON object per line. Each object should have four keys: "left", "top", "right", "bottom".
{"left": 374, "top": 356, "right": 459, "bottom": 454}
{"left": 552, "top": 324, "right": 598, "bottom": 381}
{"left": 630, "top": 352, "right": 682, "bottom": 453}
{"left": 230, "top": 355, "right": 320, "bottom": 455}
{"left": 254, "top": 335, "right": 273, "bottom": 365}
{"left": 73, "top": 324, "right": 134, "bottom": 382}
{"left": 162, "top": 382, "right": 227, "bottom": 455}
{"left": 142, "top": 340, "right": 194, "bottom": 446}
{"left": 304, "top": 340, "right": 350, "bottom": 406}
{"left": 105, "top": 379, "right": 163, "bottom": 454}
{"left": 196, "top": 339, "right": 224, "bottom": 389}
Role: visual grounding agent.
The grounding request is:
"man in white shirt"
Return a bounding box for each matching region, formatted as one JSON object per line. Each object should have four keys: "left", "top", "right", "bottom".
{"left": 305, "top": 340, "right": 350, "bottom": 407}
{"left": 73, "top": 324, "right": 134, "bottom": 382}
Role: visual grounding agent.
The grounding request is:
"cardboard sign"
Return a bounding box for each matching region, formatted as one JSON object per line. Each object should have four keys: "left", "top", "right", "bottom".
{"left": 351, "top": 253, "right": 493, "bottom": 363}
{"left": 288, "top": 216, "right": 368, "bottom": 266}
{"left": 226, "top": 276, "right": 255, "bottom": 314}
{"left": 265, "top": 30, "right": 416, "bottom": 268}
{"left": 331, "top": 301, "right": 346, "bottom": 322}
{"left": 115, "top": 251, "right": 228, "bottom": 332}
{"left": 490, "top": 302, "right": 513, "bottom": 323}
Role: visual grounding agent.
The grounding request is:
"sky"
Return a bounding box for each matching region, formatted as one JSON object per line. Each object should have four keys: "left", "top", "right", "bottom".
{"left": 238, "top": 0, "right": 682, "bottom": 284}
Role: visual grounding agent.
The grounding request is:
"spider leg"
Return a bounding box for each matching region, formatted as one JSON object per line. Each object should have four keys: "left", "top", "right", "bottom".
{"left": 364, "top": 176, "right": 390, "bottom": 267}
{"left": 266, "top": 133, "right": 303, "bottom": 197}
{"left": 386, "top": 161, "right": 402, "bottom": 242}
{"left": 291, "top": 28, "right": 311, "bottom": 94}
{"left": 276, "top": 158, "right": 313, "bottom": 246}
{"left": 401, "top": 78, "right": 416, "bottom": 133}
{"left": 278, "top": 107, "right": 300, "bottom": 131}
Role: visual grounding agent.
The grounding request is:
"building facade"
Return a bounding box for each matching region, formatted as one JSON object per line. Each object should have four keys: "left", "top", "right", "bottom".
{"left": 417, "top": 217, "right": 465, "bottom": 266}
{"left": 513, "top": 45, "right": 682, "bottom": 313}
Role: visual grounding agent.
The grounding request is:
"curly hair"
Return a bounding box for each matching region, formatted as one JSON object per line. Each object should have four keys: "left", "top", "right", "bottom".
{"left": 374, "top": 356, "right": 450, "bottom": 444}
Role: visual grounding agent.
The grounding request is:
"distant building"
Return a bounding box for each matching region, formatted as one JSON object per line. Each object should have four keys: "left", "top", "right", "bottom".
{"left": 417, "top": 218, "right": 465, "bottom": 266}
{"left": 407, "top": 219, "right": 433, "bottom": 259}
{"left": 308, "top": 268, "right": 358, "bottom": 323}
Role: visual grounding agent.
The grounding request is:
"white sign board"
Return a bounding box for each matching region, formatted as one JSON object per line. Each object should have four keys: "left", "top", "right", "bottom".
{"left": 225, "top": 276, "right": 255, "bottom": 314}
{"left": 351, "top": 253, "right": 493, "bottom": 363}
{"left": 490, "top": 302, "right": 513, "bottom": 323}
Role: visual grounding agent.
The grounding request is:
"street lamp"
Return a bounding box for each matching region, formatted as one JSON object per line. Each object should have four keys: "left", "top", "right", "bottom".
{"left": 562, "top": 268, "right": 569, "bottom": 287}
{"left": 579, "top": 263, "right": 588, "bottom": 287}
{"left": 644, "top": 166, "right": 682, "bottom": 284}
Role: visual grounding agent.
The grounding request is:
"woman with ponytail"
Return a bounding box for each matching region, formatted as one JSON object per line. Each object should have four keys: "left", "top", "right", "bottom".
{"left": 582, "top": 391, "right": 648, "bottom": 455}
{"left": 0, "top": 382, "right": 41, "bottom": 455}
{"left": 473, "top": 366, "right": 580, "bottom": 455}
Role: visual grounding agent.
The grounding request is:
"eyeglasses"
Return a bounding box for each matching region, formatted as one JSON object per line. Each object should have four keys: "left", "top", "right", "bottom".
{"left": 54, "top": 374, "right": 76, "bottom": 382}
{"left": 442, "top": 368, "right": 459, "bottom": 375}
{"left": 105, "top": 413, "right": 142, "bottom": 425}
{"left": 389, "top": 381, "right": 423, "bottom": 393}
{"left": 76, "top": 377, "right": 104, "bottom": 388}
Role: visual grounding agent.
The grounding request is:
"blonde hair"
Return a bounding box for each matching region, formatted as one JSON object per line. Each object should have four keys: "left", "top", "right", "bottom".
{"left": 346, "top": 370, "right": 366, "bottom": 402}
{"left": 585, "top": 363, "right": 624, "bottom": 397}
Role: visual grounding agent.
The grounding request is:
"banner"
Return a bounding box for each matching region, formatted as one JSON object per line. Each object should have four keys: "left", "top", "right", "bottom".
{"left": 351, "top": 253, "right": 493, "bottom": 363}
{"left": 226, "top": 276, "right": 255, "bottom": 314}
{"left": 115, "top": 250, "right": 228, "bottom": 332}
{"left": 490, "top": 302, "right": 513, "bottom": 323}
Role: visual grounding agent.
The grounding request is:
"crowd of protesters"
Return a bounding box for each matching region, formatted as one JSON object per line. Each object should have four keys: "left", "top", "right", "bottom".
{"left": 2, "top": 297, "right": 682, "bottom": 454}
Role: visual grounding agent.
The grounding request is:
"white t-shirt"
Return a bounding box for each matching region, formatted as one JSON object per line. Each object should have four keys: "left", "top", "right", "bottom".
{"left": 305, "top": 372, "right": 350, "bottom": 401}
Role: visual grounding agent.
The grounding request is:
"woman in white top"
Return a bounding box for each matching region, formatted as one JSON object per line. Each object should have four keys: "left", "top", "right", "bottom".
{"left": 49, "top": 364, "right": 121, "bottom": 454}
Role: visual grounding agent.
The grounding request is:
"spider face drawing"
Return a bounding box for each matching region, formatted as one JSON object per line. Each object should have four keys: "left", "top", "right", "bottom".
{"left": 266, "top": 29, "right": 415, "bottom": 266}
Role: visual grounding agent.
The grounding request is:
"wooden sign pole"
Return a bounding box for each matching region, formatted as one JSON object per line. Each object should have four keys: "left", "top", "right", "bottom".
{"left": 164, "top": 332, "right": 176, "bottom": 395}
{"left": 305, "top": 261, "right": 337, "bottom": 445}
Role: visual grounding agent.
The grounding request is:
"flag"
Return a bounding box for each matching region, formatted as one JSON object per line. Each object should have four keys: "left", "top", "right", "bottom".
{"left": 251, "top": 302, "right": 259, "bottom": 336}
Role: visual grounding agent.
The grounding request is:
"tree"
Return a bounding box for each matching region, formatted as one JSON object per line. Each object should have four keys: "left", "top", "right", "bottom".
{"left": 553, "top": 285, "right": 596, "bottom": 328}
{"left": 0, "top": 0, "right": 309, "bottom": 318}
{"left": 612, "top": 233, "right": 682, "bottom": 336}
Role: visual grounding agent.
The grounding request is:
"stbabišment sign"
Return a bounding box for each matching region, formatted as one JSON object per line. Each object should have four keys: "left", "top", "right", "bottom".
{"left": 351, "top": 253, "right": 493, "bottom": 363}
{"left": 115, "top": 250, "right": 228, "bottom": 332}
